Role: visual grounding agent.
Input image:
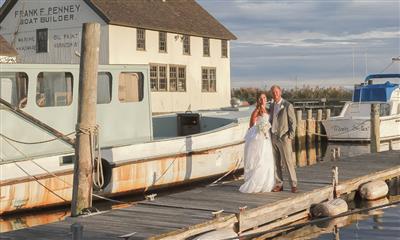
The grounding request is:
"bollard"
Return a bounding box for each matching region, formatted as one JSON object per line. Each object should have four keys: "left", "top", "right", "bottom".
{"left": 71, "top": 223, "right": 83, "bottom": 240}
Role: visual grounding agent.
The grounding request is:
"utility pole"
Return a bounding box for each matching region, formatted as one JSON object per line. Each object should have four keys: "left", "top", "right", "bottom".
{"left": 71, "top": 22, "right": 101, "bottom": 217}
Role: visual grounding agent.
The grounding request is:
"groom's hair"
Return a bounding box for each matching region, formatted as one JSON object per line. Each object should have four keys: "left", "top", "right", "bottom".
{"left": 270, "top": 85, "right": 281, "bottom": 91}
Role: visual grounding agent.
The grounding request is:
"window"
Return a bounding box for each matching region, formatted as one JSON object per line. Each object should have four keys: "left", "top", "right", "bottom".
{"left": 159, "top": 32, "right": 167, "bottom": 53}
{"left": 36, "top": 72, "right": 73, "bottom": 107}
{"left": 169, "top": 66, "right": 177, "bottom": 91}
{"left": 178, "top": 66, "right": 186, "bottom": 92}
{"left": 137, "top": 28, "right": 146, "bottom": 50}
{"left": 36, "top": 28, "right": 48, "bottom": 53}
{"left": 0, "top": 72, "right": 28, "bottom": 108}
{"left": 169, "top": 66, "right": 186, "bottom": 92}
{"left": 221, "top": 40, "right": 228, "bottom": 58}
{"left": 203, "top": 38, "right": 210, "bottom": 57}
{"left": 183, "top": 35, "right": 190, "bottom": 55}
{"left": 97, "top": 72, "right": 112, "bottom": 104}
{"left": 150, "top": 65, "right": 158, "bottom": 91}
{"left": 380, "top": 103, "right": 391, "bottom": 116}
{"left": 150, "top": 64, "right": 167, "bottom": 92}
{"left": 202, "top": 67, "right": 216, "bottom": 92}
{"left": 118, "top": 72, "right": 144, "bottom": 102}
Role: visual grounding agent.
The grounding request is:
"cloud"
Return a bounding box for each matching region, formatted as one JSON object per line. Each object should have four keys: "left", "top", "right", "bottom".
{"left": 198, "top": 0, "right": 400, "bottom": 88}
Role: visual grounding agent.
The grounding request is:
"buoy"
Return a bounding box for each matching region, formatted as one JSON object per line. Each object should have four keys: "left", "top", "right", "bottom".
{"left": 311, "top": 198, "right": 348, "bottom": 217}
{"left": 359, "top": 180, "right": 389, "bottom": 200}
{"left": 193, "top": 228, "right": 238, "bottom": 240}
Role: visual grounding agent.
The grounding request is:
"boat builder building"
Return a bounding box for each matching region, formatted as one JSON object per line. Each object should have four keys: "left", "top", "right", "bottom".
{"left": 0, "top": 0, "right": 236, "bottom": 113}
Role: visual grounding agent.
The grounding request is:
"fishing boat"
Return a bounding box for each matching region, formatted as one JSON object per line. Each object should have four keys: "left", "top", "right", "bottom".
{"left": 322, "top": 74, "right": 400, "bottom": 142}
{"left": 0, "top": 64, "right": 250, "bottom": 215}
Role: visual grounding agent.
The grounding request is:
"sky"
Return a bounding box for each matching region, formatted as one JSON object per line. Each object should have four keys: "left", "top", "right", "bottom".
{"left": 0, "top": 0, "right": 398, "bottom": 89}
{"left": 198, "top": 0, "right": 400, "bottom": 89}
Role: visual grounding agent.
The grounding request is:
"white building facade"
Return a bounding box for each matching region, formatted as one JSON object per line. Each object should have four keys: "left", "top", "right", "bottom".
{"left": 0, "top": 0, "right": 236, "bottom": 113}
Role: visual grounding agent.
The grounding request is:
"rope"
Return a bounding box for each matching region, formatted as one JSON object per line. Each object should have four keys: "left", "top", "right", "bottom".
{"left": 1, "top": 124, "right": 127, "bottom": 207}
{"left": 75, "top": 124, "right": 104, "bottom": 189}
{"left": 0, "top": 132, "right": 75, "bottom": 145}
{"left": 207, "top": 153, "right": 243, "bottom": 187}
{"left": 142, "top": 142, "right": 187, "bottom": 194}
{"left": 226, "top": 200, "right": 400, "bottom": 240}
{"left": 380, "top": 60, "right": 395, "bottom": 73}
{"left": 2, "top": 137, "right": 68, "bottom": 202}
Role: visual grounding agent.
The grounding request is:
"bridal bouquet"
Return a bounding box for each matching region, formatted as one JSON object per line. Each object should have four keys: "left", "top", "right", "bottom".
{"left": 257, "top": 118, "right": 271, "bottom": 138}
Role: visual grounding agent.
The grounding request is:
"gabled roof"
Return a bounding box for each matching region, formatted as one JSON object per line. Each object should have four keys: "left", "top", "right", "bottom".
{"left": 0, "top": 0, "right": 236, "bottom": 40}
{"left": 0, "top": 35, "right": 17, "bottom": 56}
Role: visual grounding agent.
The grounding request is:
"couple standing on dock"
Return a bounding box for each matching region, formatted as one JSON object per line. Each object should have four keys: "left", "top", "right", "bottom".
{"left": 239, "top": 85, "right": 298, "bottom": 194}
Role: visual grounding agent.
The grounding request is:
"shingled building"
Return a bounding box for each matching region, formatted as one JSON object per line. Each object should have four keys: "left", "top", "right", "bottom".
{"left": 0, "top": 0, "right": 236, "bottom": 113}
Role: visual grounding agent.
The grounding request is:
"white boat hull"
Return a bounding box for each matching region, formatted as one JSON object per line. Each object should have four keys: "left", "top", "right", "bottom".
{"left": 322, "top": 115, "right": 400, "bottom": 141}
{"left": 0, "top": 121, "right": 248, "bottom": 215}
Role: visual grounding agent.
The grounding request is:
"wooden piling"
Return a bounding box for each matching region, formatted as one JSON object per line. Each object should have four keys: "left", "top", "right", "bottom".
{"left": 295, "top": 110, "right": 307, "bottom": 167}
{"left": 370, "top": 104, "right": 380, "bottom": 153}
{"left": 325, "top": 109, "right": 331, "bottom": 119}
{"left": 316, "top": 109, "right": 323, "bottom": 160}
{"left": 306, "top": 109, "right": 316, "bottom": 165}
{"left": 71, "top": 22, "right": 101, "bottom": 217}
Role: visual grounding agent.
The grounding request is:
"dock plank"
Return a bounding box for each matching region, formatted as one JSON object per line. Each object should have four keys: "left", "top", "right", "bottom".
{"left": 1, "top": 150, "right": 399, "bottom": 240}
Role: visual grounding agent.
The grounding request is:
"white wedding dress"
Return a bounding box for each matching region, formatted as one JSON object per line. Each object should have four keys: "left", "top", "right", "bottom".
{"left": 239, "top": 113, "right": 275, "bottom": 193}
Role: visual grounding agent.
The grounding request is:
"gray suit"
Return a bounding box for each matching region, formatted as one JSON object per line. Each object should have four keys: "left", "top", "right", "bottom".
{"left": 270, "top": 99, "right": 297, "bottom": 188}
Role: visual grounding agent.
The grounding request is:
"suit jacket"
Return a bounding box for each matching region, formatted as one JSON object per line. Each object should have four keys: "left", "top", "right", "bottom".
{"left": 269, "top": 99, "right": 296, "bottom": 139}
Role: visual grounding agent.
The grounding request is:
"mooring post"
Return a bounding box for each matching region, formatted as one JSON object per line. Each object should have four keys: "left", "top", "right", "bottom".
{"left": 325, "top": 108, "right": 331, "bottom": 119}
{"left": 316, "top": 109, "right": 323, "bottom": 160}
{"left": 71, "top": 22, "right": 101, "bottom": 217}
{"left": 306, "top": 109, "right": 316, "bottom": 165}
{"left": 370, "top": 104, "right": 380, "bottom": 153}
{"left": 295, "top": 110, "right": 306, "bottom": 166}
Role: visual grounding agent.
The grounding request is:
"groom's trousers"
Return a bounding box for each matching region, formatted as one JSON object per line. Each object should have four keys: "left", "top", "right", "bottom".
{"left": 271, "top": 134, "right": 298, "bottom": 188}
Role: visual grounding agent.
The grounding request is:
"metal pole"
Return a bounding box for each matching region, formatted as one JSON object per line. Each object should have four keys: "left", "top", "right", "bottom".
{"left": 71, "top": 22, "right": 101, "bottom": 217}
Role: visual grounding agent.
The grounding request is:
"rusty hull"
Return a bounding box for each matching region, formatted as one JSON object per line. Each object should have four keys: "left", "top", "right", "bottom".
{"left": 0, "top": 142, "right": 244, "bottom": 215}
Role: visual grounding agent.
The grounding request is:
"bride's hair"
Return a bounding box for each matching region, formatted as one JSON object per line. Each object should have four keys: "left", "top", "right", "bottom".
{"left": 256, "top": 92, "right": 267, "bottom": 115}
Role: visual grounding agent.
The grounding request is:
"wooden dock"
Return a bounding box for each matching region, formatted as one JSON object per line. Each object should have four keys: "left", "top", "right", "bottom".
{"left": 2, "top": 150, "right": 399, "bottom": 240}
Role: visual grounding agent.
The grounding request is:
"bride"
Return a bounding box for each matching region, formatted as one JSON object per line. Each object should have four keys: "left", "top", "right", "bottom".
{"left": 239, "top": 93, "right": 275, "bottom": 193}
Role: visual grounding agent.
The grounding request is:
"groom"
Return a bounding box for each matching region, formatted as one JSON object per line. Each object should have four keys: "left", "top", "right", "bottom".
{"left": 269, "top": 85, "right": 298, "bottom": 193}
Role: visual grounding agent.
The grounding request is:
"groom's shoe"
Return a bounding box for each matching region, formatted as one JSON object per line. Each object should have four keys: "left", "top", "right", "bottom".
{"left": 291, "top": 187, "right": 298, "bottom": 193}
{"left": 272, "top": 185, "right": 283, "bottom": 192}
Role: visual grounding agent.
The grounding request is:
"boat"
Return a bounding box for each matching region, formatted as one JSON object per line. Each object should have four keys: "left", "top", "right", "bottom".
{"left": 322, "top": 74, "right": 400, "bottom": 142}
{"left": 0, "top": 64, "right": 250, "bottom": 215}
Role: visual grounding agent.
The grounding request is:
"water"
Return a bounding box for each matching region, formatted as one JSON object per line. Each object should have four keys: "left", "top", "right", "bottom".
{"left": 315, "top": 203, "right": 400, "bottom": 240}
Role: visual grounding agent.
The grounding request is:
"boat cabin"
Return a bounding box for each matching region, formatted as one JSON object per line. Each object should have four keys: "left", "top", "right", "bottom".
{"left": 341, "top": 74, "right": 400, "bottom": 118}
{"left": 0, "top": 64, "right": 152, "bottom": 161}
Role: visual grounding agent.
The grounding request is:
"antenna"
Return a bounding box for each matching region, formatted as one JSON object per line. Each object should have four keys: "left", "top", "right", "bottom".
{"left": 364, "top": 52, "right": 368, "bottom": 76}
{"left": 352, "top": 47, "right": 355, "bottom": 82}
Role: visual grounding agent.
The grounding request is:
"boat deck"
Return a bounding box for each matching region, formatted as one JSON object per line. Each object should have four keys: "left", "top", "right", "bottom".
{"left": 2, "top": 150, "right": 399, "bottom": 240}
